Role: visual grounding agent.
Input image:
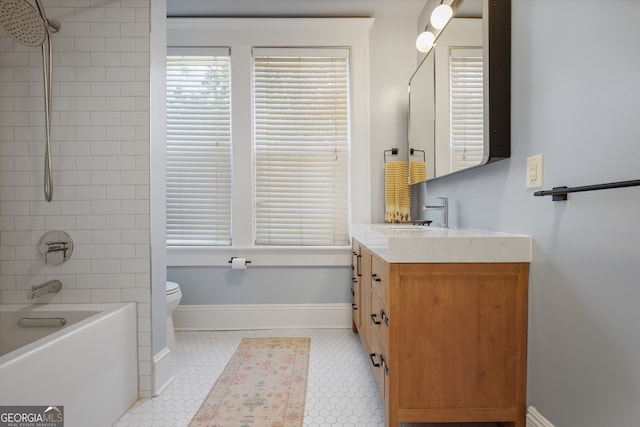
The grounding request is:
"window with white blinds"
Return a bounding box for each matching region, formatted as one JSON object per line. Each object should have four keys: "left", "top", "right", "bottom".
{"left": 449, "top": 48, "right": 484, "bottom": 172}
{"left": 253, "top": 50, "right": 350, "bottom": 246}
{"left": 166, "top": 50, "right": 232, "bottom": 246}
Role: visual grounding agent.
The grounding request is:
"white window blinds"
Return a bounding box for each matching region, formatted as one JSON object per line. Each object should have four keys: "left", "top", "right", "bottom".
{"left": 166, "top": 50, "right": 232, "bottom": 246}
{"left": 450, "top": 48, "right": 484, "bottom": 172}
{"left": 253, "top": 50, "right": 351, "bottom": 246}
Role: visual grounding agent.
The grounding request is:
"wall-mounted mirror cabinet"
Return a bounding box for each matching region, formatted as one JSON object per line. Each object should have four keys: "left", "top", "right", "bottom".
{"left": 408, "top": 0, "right": 510, "bottom": 181}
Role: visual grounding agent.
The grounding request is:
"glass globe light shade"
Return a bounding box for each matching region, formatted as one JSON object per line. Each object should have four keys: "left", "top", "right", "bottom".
{"left": 430, "top": 4, "right": 453, "bottom": 30}
{"left": 415, "top": 31, "right": 436, "bottom": 53}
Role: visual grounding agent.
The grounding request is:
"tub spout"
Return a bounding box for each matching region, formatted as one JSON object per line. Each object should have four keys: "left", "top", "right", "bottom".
{"left": 29, "top": 279, "right": 62, "bottom": 299}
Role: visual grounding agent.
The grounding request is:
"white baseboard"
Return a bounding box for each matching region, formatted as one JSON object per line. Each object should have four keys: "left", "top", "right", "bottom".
{"left": 152, "top": 347, "right": 174, "bottom": 396}
{"left": 174, "top": 303, "right": 353, "bottom": 330}
{"left": 527, "top": 406, "right": 555, "bottom": 427}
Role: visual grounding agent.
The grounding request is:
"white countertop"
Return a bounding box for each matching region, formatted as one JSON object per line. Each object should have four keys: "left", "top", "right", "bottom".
{"left": 352, "top": 223, "right": 532, "bottom": 263}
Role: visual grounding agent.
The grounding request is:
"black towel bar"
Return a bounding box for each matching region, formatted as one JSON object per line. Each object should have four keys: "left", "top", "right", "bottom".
{"left": 383, "top": 148, "right": 399, "bottom": 163}
{"left": 410, "top": 148, "right": 426, "bottom": 162}
{"left": 534, "top": 179, "right": 640, "bottom": 201}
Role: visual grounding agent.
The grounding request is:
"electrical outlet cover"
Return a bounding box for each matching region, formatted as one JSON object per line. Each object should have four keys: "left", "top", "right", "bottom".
{"left": 526, "top": 154, "right": 543, "bottom": 189}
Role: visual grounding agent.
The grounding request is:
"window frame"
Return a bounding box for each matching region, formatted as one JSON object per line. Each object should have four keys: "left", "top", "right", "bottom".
{"left": 166, "top": 18, "right": 374, "bottom": 267}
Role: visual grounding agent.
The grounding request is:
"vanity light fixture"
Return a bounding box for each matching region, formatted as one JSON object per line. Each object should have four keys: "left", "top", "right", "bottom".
{"left": 415, "top": 0, "right": 463, "bottom": 53}
{"left": 430, "top": 4, "right": 454, "bottom": 29}
{"left": 416, "top": 30, "right": 436, "bottom": 53}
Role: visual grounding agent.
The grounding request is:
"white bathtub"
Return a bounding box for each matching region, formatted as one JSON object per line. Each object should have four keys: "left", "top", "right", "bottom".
{"left": 0, "top": 303, "right": 138, "bottom": 427}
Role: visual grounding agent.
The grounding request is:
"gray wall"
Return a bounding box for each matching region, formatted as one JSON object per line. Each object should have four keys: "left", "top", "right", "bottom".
{"left": 424, "top": 1, "right": 640, "bottom": 426}
{"left": 169, "top": 267, "right": 351, "bottom": 304}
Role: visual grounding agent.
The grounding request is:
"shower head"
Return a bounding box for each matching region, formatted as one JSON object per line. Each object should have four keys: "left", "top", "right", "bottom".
{"left": 0, "top": 0, "right": 45, "bottom": 46}
{"left": 0, "top": 0, "right": 59, "bottom": 47}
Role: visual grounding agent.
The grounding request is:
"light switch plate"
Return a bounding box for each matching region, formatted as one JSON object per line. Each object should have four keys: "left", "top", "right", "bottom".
{"left": 526, "top": 154, "right": 543, "bottom": 189}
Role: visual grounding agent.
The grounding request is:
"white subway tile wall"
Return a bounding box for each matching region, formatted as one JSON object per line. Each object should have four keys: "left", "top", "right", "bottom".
{"left": 0, "top": 0, "right": 152, "bottom": 398}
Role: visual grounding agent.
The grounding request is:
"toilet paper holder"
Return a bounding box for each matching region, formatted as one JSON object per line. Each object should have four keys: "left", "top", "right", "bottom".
{"left": 228, "top": 257, "right": 251, "bottom": 266}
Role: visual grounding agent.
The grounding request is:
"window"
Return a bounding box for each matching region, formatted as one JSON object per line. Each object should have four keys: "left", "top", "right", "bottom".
{"left": 165, "top": 18, "right": 373, "bottom": 266}
{"left": 166, "top": 49, "right": 232, "bottom": 246}
{"left": 253, "top": 50, "right": 350, "bottom": 246}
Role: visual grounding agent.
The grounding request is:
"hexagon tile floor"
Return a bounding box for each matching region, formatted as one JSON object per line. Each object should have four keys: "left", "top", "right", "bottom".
{"left": 114, "top": 328, "right": 498, "bottom": 427}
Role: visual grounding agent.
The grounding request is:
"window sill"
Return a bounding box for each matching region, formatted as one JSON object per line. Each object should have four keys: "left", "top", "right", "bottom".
{"left": 167, "top": 246, "right": 352, "bottom": 267}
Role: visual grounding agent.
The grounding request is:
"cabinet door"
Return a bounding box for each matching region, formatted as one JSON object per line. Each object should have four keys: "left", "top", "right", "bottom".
{"left": 392, "top": 263, "right": 528, "bottom": 412}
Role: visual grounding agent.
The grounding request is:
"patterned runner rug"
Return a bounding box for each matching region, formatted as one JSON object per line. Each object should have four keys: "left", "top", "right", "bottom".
{"left": 189, "top": 337, "right": 310, "bottom": 427}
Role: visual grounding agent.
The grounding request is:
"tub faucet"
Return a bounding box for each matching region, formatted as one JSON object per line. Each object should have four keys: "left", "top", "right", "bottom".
{"left": 423, "top": 196, "right": 448, "bottom": 228}
{"left": 29, "top": 279, "right": 62, "bottom": 299}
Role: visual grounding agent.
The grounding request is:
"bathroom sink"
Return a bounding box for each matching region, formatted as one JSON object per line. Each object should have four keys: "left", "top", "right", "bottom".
{"left": 384, "top": 225, "right": 432, "bottom": 231}
{"left": 381, "top": 223, "right": 435, "bottom": 235}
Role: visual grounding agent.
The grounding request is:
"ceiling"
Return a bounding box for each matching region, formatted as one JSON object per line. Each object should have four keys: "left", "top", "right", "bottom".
{"left": 166, "top": 0, "right": 427, "bottom": 19}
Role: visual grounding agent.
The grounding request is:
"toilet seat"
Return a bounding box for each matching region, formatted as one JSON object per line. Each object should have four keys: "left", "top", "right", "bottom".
{"left": 167, "top": 281, "right": 180, "bottom": 296}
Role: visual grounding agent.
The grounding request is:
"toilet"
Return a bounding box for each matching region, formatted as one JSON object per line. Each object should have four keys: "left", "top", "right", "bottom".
{"left": 166, "top": 281, "right": 183, "bottom": 351}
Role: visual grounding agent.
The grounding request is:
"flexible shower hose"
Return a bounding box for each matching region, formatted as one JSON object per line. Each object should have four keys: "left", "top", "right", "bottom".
{"left": 42, "top": 32, "right": 53, "bottom": 202}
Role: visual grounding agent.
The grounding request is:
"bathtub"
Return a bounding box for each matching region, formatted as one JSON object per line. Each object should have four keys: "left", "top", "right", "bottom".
{"left": 0, "top": 303, "right": 138, "bottom": 427}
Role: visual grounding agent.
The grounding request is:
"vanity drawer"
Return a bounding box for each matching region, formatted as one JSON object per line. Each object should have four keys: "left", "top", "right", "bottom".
{"left": 367, "top": 334, "right": 386, "bottom": 400}
{"left": 370, "top": 292, "right": 389, "bottom": 354}
{"left": 351, "top": 277, "right": 361, "bottom": 330}
{"left": 371, "top": 255, "right": 389, "bottom": 303}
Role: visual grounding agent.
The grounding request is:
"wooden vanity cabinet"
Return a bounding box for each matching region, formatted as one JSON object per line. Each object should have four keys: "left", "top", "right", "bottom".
{"left": 351, "top": 241, "right": 529, "bottom": 427}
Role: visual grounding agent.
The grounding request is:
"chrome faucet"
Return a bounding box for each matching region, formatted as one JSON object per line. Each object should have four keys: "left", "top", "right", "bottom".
{"left": 423, "top": 196, "right": 448, "bottom": 228}
{"left": 29, "top": 279, "right": 62, "bottom": 299}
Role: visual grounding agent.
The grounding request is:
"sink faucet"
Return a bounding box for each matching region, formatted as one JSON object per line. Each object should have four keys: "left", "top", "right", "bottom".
{"left": 423, "top": 196, "right": 448, "bottom": 228}
{"left": 29, "top": 279, "right": 62, "bottom": 299}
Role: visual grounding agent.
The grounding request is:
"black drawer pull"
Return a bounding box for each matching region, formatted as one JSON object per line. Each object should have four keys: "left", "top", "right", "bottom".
{"left": 380, "top": 309, "right": 389, "bottom": 326}
{"left": 356, "top": 254, "right": 362, "bottom": 276}
{"left": 352, "top": 277, "right": 357, "bottom": 283}
{"left": 371, "top": 273, "right": 381, "bottom": 282}
{"left": 370, "top": 313, "right": 381, "bottom": 325}
{"left": 352, "top": 303, "right": 358, "bottom": 310}
{"left": 369, "top": 353, "right": 381, "bottom": 367}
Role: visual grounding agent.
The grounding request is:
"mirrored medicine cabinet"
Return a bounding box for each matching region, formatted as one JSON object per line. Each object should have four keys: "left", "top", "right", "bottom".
{"left": 408, "top": 0, "right": 511, "bottom": 181}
